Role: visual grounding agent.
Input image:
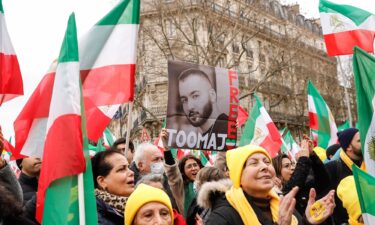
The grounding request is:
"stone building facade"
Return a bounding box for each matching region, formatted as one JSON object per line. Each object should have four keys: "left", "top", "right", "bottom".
{"left": 109, "top": 0, "right": 356, "bottom": 145}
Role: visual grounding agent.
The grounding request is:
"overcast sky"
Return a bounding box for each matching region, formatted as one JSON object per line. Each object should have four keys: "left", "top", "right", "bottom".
{"left": 0, "top": 0, "right": 374, "bottom": 139}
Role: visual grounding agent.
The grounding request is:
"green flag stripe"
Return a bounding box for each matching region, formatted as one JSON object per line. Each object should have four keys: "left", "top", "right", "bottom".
{"left": 104, "top": 128, "right": 114, "bottom": 146}
{"left": 352, "top": 165, "right": 375, "bottom": 215}
{"left": 58, "top": 13, "right": 79, "bottom": 63}
{"left": 240, "top": 94, "right": 261, "bottom": 146}
{"left": 0, "top": 0, "right": 4, "bottom": 14}
{"left": 319, "top": 0, "right": 372, "bottom": 26}
{"left": 308, "top": 81, "right": 331, "bottom": 148}
{"left": 96, "top": 0, "right": 140, "bottom": 25}
{"left": 353, "top": 47, "right": 375, "bottom": 159}
{"left": 42, "top": 176, "right": 79, "bottom": 225}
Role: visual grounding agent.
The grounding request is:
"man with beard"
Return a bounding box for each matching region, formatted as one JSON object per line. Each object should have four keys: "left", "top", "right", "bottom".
{"left": 178, "top": 68, "right": 229, "bottom": 150}
{"left": 324, "top": 128, "right": 364, "bottom": 225}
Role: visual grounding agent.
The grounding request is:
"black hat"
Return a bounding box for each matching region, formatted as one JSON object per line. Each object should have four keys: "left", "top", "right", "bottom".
{"left": 337, "top": 128, "right": 359, "bottom": 150}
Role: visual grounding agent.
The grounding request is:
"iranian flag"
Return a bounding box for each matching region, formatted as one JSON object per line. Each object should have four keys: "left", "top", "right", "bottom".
{"left": 36, "top": 14, "right": 97, "bottom": 224}
{"left": 308, "top": 80, "right": 338, "bottom": 149}
{"left": 281, "top": 130, "right": 300, "bottom": 158}
{"left": 353, "top": 47, "right": 375, "bottom": 176}
{"left": 352, "top": 165, "right": 375, "bottom": 225}
{"left": 240, "top": 94, "right": 281, "bottom": 158}
{"left": 13, "top": 0, "right": 140, "bottom": 159}
{"left": 319, "top": 0, "right": 375, "bottom": 56}
{"left": 0, "top": 0, "right": 23, "bottom": 105}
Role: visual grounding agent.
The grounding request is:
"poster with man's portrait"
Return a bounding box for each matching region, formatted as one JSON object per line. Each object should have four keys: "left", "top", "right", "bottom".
{"left": 166, "top": 60, "right": 239, "bottom": 151}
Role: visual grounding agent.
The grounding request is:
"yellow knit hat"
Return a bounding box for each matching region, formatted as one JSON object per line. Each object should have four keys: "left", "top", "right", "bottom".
{"left": 337, "top": 176, "right": 364, "bottom": 225}
{"left": 124, "top": 184, "right": 174, "bottom": 225}
{"left": 226, "top": 145, "right": 271, "bottom": 188}
{"left": 313, "top": 147, "right": 327, "bottom": 162}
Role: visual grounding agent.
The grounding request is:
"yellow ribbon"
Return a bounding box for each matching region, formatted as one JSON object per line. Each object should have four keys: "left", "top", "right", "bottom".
{"left": 340, "top": 150, "right": 366, "bottom": 171}
{"left": 226, "top": 187, "right": 298, "bottom": 225}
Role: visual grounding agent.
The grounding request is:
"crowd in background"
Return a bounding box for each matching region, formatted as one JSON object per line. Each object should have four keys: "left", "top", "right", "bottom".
{"left": 0, "top": 127, "right": 365, "bottom": 225}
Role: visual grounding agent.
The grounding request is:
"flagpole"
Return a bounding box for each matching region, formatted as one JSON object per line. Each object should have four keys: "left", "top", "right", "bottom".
{"left": 78, "top": 173, "right": 86, "bottom": 225}
{"left": 125, "top": 102, "right": 133, "bottom": 158}
{"left": 337, "top": 56, "right": 353, "bottom": 127}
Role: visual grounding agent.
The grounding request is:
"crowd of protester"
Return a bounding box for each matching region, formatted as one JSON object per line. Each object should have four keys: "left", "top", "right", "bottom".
{"left": 0, "top": 127, "right": 366, "bottom": 225}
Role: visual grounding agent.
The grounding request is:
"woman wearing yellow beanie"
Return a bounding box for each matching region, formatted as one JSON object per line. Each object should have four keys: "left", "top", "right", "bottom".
{"left": 125, "top": 184, "right": 174, "bottom": 225}
{"left": 206, "top": 144, "right": 336, "bottom": 225}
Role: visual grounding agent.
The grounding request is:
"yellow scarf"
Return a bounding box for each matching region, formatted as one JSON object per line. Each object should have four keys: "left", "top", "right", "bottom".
{"left": 226, "top": 187, "right": 298, "bottom": 225}
{"left": 340, "top": 150, "right": 366, "bottom": 171}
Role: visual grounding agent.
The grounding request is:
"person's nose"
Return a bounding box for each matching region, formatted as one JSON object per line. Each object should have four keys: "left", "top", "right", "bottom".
{"left": 153, "top": 214, "right": 164, "bottom": 225}
{"left": 187, "top": 98, "right": 195, "bottom": 111}
{"left": 128, "top": 169, "right": 134, "bottom": 177}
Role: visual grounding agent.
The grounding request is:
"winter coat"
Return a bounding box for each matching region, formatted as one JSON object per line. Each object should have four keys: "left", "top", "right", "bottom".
{"left": 282, "top": 153, "right": 330, "bottom": 216}
{"left": 324, "top": 158, "right": 356, "bottom": 225}
{"left": 164, "top": 152, "right": 195, "bottom": 217}
{"left": 96, "top": 197, "right": 124, "bottom": 225}
{"left": 18, "top": 172, "right": 38, "bottom": 203}
{"left": 198, "top": 179, "right": 307, "bottom": 225}
{"left": 0, "top": 164, "right": 23, "bottom": 204}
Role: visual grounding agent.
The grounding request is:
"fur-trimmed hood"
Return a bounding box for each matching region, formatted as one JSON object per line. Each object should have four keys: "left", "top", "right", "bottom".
{"left": 197, "top": 179, "right": 232, "bottom": 209}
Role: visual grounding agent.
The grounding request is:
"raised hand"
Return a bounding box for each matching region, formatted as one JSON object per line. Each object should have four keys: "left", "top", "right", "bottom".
{"left": 160, "top": 128, "right": 170, "bottom": 151}
{"left": 305, "top": 188, "right": 335, "bottom": 224}
{"left": 278, "top": 186, "right": 298, "bottom": 225}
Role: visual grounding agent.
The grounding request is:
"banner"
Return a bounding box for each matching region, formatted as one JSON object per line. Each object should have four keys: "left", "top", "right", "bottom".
{"left": 166, "top": 61, "right": 238, "bottom": 151}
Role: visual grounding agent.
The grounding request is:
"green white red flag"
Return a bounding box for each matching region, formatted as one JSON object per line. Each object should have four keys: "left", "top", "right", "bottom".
{"left": 240, "top": 94, "right": 281, "bottom": 158}
{"left": 0, "top": 0, "right": 23, "bottom": 105}
{"left": 308, "top": 80, "right": 338, "bottom": 149}
{"left": 319, "top": 0, "right": 375, "bottom": 56}
{"left": 352, "top": 165, "right": 375, "bottom": 225}
{"left": 281, "top": 130, "right": 300, "bottom": 157}
{"left": 353, "top": 47, "right": 375, "bottom": 176}
{"left": 36, "top": 14, "right": 97, "bottom": 225}
{"left": 13, "top": 0, "right": 140, "bottom": 159}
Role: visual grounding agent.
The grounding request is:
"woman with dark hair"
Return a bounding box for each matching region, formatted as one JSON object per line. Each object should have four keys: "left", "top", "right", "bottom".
{"left": 272, "top": 139, "right": 331, "bottom": 216}
{"left": 161, "top": 129, "right": 203, "bottom": 218}
{"left": 91, "top": 150, "right": 135, "bottom": 225}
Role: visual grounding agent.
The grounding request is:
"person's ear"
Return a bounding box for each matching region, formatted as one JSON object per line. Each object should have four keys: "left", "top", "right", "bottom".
{"left": 209, "top": 88, "right": 216, "bottom": 102}
{"left": 97, "top": 176, "right": 107, "bottom": 190}
{"left": 137, "top": 161, "right": 144, "bottom": 171}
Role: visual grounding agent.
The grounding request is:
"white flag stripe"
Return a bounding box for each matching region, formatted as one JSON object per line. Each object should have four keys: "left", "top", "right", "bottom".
{"left": 320, "top": 13, "right": 375, "bottom": 35}
{"left": 98, "top": 104, "right": 121, "bottom": 117}
{"left": 363, "top": 213, "right": 375, "bottom": 225}
{"left": 47, "top": 62, "right": 81, "bottom": 131}
{"left": 0, "top": 14, "right": 16, "bottom": 54}
{"left": 259, "top": 107, "right": 272, "bottom": 124}
{"left": 79, "top": 24, "right": 138, "bottom": 69}
{"left": 251, "top": 116, "right": 268, "bottom": 146}
{"left": 364, "top": 97, "right": 375, "bottom": 176}
{"left": 308, "top": 95, "right": 317, "bottom": 114}
{"left": 20, "top": 118, "right": 47, "bottom": 158}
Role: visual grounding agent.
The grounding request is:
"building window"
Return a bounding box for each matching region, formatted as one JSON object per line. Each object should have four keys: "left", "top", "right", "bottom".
{"left": 165, "top": 19, "right": 176, "bottom": 37}
{"left": 232, "top": 43, "right": 240, "bottom": 53}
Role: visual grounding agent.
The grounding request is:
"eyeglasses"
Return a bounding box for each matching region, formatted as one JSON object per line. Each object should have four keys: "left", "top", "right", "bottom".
{"left": 185, "top": 163, "right": 199, "bottom": 170}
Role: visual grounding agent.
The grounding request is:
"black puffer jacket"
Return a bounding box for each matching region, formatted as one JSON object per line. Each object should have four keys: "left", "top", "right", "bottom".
{"left": 324, "top": 157, "right": 362, "bottom": 225}
{"left": 198, "top": 179, "right": 305, "bottom": 225}
{"left": 282, "top": 153, "right": 331, "bottom": 216}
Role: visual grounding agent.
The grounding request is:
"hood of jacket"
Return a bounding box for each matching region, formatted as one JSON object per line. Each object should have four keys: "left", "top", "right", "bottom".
{"left": 197, "top": 178, "right": 232, "bottom": 209}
